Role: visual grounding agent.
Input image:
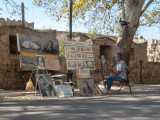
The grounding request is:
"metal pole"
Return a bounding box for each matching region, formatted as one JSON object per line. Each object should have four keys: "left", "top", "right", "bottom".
{"left": 69, "top": 0, "right": 73, "bottom": 39}
{"left": 139, "top": 60, "right": 143, "bottom": 83}
{"left": 21, "top": 2, "right": 25, "bottom": 27}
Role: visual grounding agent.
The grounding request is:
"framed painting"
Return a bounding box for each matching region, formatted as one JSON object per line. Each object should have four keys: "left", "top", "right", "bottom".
{"left": 36, "top": 55, "right": 45, "bottom": 70}
{"left": 77, "top": 79, "right": 97, "bottom": 96}
{"left": 36, "top": 74, "right": 56, "bottom": 97}
{"left": 66, "top": 60, "right": 77, "bottom": 70}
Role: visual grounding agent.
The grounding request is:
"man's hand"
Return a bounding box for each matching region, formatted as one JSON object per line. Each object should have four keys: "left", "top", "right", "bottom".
{"left": 108, "top": 67, "right": 121, "bottom": 75}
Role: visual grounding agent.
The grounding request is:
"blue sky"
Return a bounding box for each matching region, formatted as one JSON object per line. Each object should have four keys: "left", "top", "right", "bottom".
{"left": 0, "top": 0, "right": 159, "bottom": 40}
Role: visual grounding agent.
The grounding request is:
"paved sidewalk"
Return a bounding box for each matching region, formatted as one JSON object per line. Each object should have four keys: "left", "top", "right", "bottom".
{"left": 1, "top": 84, "right": 160, "bottom": 120}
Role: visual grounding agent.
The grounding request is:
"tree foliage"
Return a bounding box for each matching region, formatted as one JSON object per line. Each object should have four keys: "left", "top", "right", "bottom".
{"left": 33, "top": 0, "right": 160, "bottom": 36}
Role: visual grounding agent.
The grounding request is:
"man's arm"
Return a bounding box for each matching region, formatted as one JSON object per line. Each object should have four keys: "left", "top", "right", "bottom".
{"left": 108, "top": 67, "right": 121, "bottom": 75}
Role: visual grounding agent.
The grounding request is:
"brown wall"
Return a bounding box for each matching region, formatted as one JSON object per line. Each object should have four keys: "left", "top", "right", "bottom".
{"left": 0, "top": 26, "right": 56, "bottom": 90}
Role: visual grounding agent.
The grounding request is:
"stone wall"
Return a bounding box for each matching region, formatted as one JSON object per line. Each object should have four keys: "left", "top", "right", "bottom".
{"left": 0, "top": 18, "right": 34, "bottom": 29}
{"left": 0, "top": 26, "right": 56, "bottom": 90}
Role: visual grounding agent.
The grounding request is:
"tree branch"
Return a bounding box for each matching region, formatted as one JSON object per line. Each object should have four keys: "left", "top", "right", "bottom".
{"left": 141, "top": 0, "right": 153, "bottom": 15}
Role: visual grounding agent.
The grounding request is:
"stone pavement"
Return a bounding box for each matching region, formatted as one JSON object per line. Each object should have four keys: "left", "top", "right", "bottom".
{"left": 1, "top": 84, "right": 160, "bottom": 120}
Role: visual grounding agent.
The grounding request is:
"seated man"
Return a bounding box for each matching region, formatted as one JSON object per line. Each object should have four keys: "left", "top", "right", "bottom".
{"left": 106, "top": 53, "right": 128, "bottom": 93}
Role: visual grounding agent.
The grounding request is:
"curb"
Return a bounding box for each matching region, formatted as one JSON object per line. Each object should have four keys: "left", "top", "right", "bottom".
{"left": 0, "top": 92, "right": 25, "bottom": 97}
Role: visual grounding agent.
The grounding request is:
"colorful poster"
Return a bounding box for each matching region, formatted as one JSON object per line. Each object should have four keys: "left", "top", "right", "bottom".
{"left": 82, "top": 54, "right": 87, "bottom": 59}
{"left": 76, "top": 69, "right": 90, "bottom": 78}
{"left": 70, "top": 53, "right": 76, "bottom": 59}
{"left": 67, "top": 60, "right": 77, "bottom": 70}
{"left": 76, "top": 53, "right": 82, "bottom": 59}
{"left": 87, "top": 54, "right": 94, "bottom": 59}
{"left": 85, "top": 60, "right": 95, "bottom": 69}
{"left": 77, "top": 60, "right": 86, "bottom": 69}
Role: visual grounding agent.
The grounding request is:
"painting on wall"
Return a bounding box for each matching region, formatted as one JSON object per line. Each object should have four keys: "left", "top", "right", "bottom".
{"left": 70, "top": 53, "right": 76, "bottom": 59}
{"left": 17, "top": 33, "right": 41, "bottom": 53}
{"left": 67, "top": 60, "right": 77, "bottom": 70}
{"left": 85, "top": 60, "right": 95, "bottom": 69}
{"left": 36, "top": 55, "right": 45, "bottom": 69}
{"left": 65, "top": 52, "right": 70, "bottom": 59}
{"left": 17, "top": 33, "right": 59, "bottom": 55}
{"left": 45, "top": 58, "right": 60, "bottom": 70}
{"left": 76, "top": 53, "right": 82, "bottom": 59}
{"left": 20, "top": 56, "right": 37, "bottom": 69}
{"left": 77, "top": 60, "right": 86, "bottom": 69}
{"left": 64, "top": 46, "right": 70, "bottom": 52}
{"left": 80, "top": 47, "right": 87, "bottom": 52}
{"left": 87, "top": 46, "right": 92, "bottom": 52}
{"left": 76, "top": 47, "right": 81, "bottom": 52}
{"left": 77, "top": 79, "right": 97, "bottom": 96}
{"left": 37, "top": 74, "right": 56, "bottom": 97}
{"left": 70, "top": 46, "right": 76, "bottom": 51}
{"left": 87, "top": 54, "right": 94, "bottom": 59}
{"left": 41, "top": 39, "right": 59, "bottom": 55}
{"left": 82, "top": 54, "right": 87, "bottom": 59}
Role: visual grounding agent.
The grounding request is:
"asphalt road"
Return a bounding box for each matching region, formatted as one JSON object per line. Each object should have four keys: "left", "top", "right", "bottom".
{"left": 1, "top": 84, "right": 160, "bottom": 120}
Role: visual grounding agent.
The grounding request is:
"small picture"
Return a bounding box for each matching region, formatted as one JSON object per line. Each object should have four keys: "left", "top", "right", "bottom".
{"left": 76, "top": 69, "right": 90, "bottom": 78}
{"left": 87, "top": 54, "right": 94, "bottom": 59}
{"left": 77, "top": 60, "right": 86, "bottom": 69}
{"left": 76, "top": 53, "right": 82, "bottom": 59}
{"left": 77, "top": 79, "right": 97, "bottom": 96}
{"left": 67, "top": 60, "right": 77, "bottom": 70}
{"left": 70, "top": 46, "right": 76, "bottom": 51}
{"left": 63, "top": 40, "right": 69, "bottom": 45}
{"left": 71, "top": 41, "right": 77, "bottom": 46}
{"left": 64, "top": 46, "right": 70, "bottom": 52}
{"left": 76, "top": 47, "right": 81, "bottom": 52}
{"left": 87, "top": 46, "right": 92, "bottom": 52}
{"left": 81, "top": 47, "right": 87, "bottom": 52}
{"left": 70, "top": 53, "right": 76, "bottom": 59}
{"left": 36, "top": 55, "right": 45, "bottom": 69}
{"left": 37, "top": 74, "right": 56, "bottom": 97}
{"left": 41, "top": 39, "right": 59, "bottom": 55}
{"left": 20, "top": 56, "right": 37, "bottom": 69}
{"left": 65, "top": 52, "right": 70, "bottom": 59}
{"left": 85, "top": 60, "right": 95, "bottom": 69}
{"left": 78, "top": 42, "right": 84, "bottom": 46}
{"left": 82, "top": 54, "right": 87, "bottom": 59}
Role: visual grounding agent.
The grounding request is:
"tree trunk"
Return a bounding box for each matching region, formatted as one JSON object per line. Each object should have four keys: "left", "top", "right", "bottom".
{"left": 112, "top": 0, "right": 145, "bottom": 66}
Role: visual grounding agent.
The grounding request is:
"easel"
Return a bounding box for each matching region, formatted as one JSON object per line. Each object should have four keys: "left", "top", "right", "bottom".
{"left": 28, "top": 68, "right": 49, "bottom": 96}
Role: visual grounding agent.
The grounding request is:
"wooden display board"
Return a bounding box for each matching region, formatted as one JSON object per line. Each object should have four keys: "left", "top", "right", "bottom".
{"left": 63, "top": 39, "right": 95, "bottom": 70}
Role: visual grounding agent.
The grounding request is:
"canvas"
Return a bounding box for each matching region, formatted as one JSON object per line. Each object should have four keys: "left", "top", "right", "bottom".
{"left": 85, "top": 60, "right": 95, "bottom": 69}
{"left": 82, "top": 54, "right": 87, "bottom": 59}
{"left": 76, "top": 69, "right": 90, "bottom": 78}
{"left": 77, "top": 60, "right": 86, "bottom": 69}
{"left": 20, "top": 56, "right": 37, "bottom": 69}
{"left": 65, "top": 52, "right": 70, "bottom": 59}
{"left": 70, "top": 53, "right": 76, "bottom": 59}
{"left": 87, "top": 54, "right": 94, "bottom": 59}
{"left": 67, "top": 60, "right": 77, "bottom": 70}
{"left": 70, "top": 46, "right": 76, "bottom": 51}
{"left": 55, "top": 85, "right": 73, "bottom": 97}
{"left": 17, "top": 33, "right": 59, "bottom": 55}
{"left": 17, "top": 33, "right": 41, "bottom": 53}
{"left": 86, "top": 46, "right": 92, "bottom": 52}
{"left": 41, "top": 39, "right": 59, "bottom": 55}
{"left": 76, "top": 53, "right": 82, "bottom": 59}
{"left": 45, "top": 58, "right": 60, "bottom": 70}
{"left": 77, "top": 79, "right": 97, "bottom": 96}
{"left": 36, "top": 55, "right": 45, "bottom": 69}
{"left": 36, "top": 74, "right": 56, "bottom": 97}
